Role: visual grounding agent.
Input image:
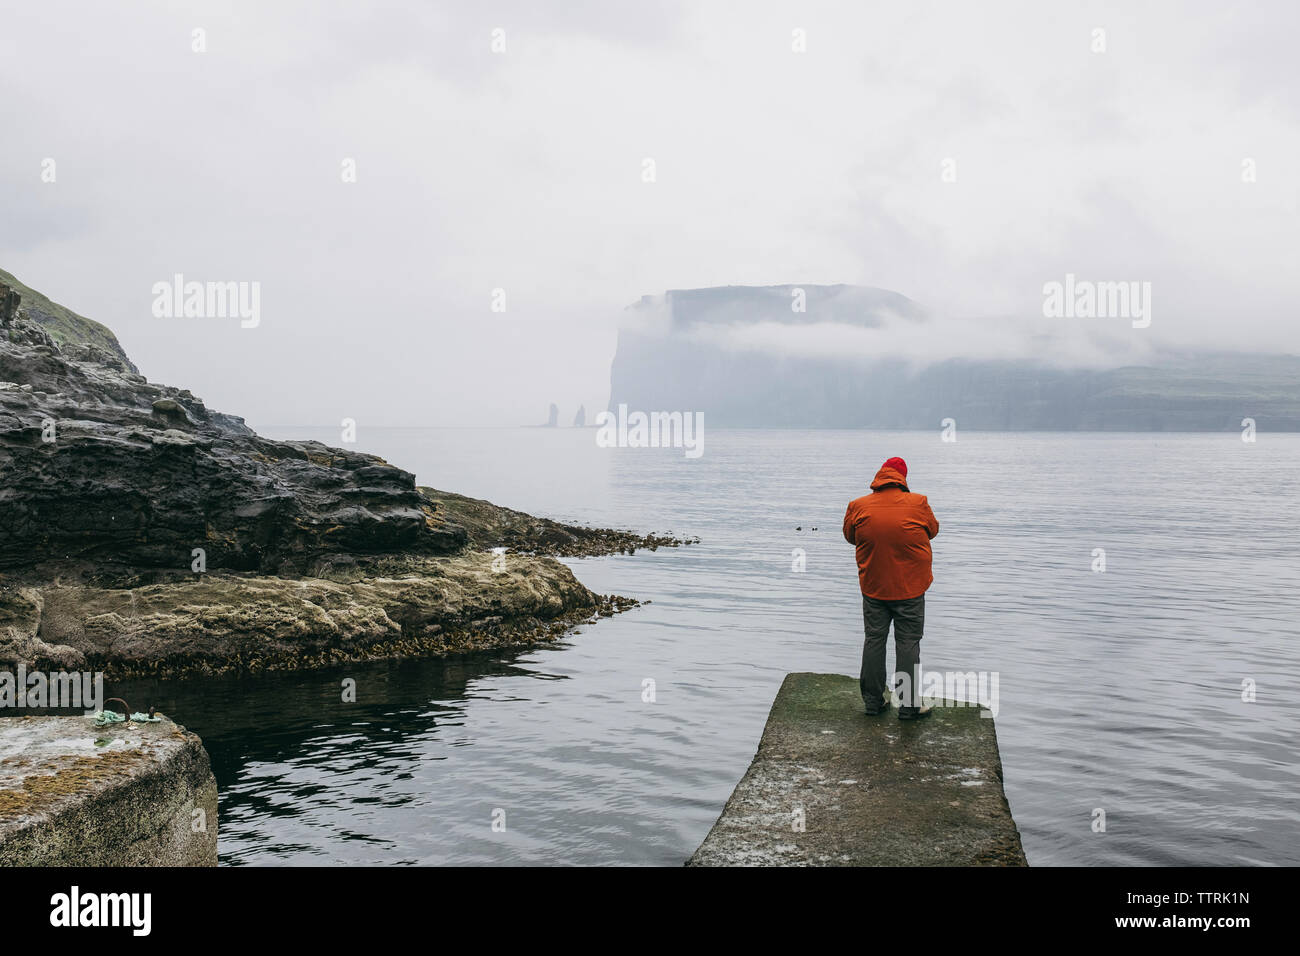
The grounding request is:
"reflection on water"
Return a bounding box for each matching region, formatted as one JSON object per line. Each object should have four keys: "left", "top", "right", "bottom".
{"left": 112, "top": 428, "right": 1300, "bottom": 865}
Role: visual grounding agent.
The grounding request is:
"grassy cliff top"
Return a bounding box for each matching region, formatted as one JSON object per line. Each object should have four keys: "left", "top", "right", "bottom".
{"left": 0, "top": 267, "right": 137, "bottom": 372}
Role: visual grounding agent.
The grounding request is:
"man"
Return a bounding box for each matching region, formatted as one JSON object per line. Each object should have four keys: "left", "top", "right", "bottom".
{"left": 842, "top": 456, "right": 939, "bottom": 719}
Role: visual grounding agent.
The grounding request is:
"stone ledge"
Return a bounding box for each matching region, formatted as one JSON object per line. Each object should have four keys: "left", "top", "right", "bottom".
{"left": 687, "top": 672, "right": 1027, "bottom": 866}
{"left": 0, "top": 714, "right": 218, "bottom": 866}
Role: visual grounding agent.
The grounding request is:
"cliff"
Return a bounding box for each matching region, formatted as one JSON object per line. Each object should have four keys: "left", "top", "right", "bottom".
{"left": 610, "top": 284, "right": 1300, "bottom": 430}
{"left": 0, "top": 267, "right": 137, "bottom": 372}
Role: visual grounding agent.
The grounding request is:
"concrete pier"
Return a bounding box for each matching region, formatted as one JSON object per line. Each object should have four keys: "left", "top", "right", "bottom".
{"left": 0, "top": 715, "right": 218, "bottom": 866}
{"left": 687, "top": 672, "right": 1027, "bottom": 866}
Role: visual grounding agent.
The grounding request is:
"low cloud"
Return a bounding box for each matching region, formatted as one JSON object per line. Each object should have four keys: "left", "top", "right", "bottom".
{"left": 682, "top": 312, "right": 1160, "bottom": 370}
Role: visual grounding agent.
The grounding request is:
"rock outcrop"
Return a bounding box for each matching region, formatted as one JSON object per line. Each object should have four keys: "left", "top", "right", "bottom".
{"left": 1, "top": 277, "right": 465, "bottom": 581}
{"left": 0, "top": 271, "right": 676, "bottom": 676}
{"left": 420, "top": 488, "right": 695, "bottom": 558}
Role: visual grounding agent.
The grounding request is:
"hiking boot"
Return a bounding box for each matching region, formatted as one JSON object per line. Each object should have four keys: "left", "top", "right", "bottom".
{"left": 897, "top": 705, "right": 933, "bottom": 720}
{"left": 864, "top": 693, "right": 892, "bottom": 716}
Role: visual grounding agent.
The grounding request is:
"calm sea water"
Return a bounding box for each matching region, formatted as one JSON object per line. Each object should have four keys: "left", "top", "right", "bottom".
{"left": 115, "top": 428, "right": 1300, "bottom": 866}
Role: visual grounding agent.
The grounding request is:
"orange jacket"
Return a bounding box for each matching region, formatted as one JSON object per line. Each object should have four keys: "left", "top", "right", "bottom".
{"left": 842, "top": 464, "right": 939, "bottom": 600}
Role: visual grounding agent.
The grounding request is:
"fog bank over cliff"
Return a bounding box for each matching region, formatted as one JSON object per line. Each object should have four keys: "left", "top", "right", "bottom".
{"left": 621, "top": 284, "right": 1169, "bottom": 371}
{"left": 609, "top": 284, "right": 1300, "bottom": 430}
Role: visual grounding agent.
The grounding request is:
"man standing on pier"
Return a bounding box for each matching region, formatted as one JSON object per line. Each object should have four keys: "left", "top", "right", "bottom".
{"left": 842, "top": 457, "right": 940, "bottom": 719}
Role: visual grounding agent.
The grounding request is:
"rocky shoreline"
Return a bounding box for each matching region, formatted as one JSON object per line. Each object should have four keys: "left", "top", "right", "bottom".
{"left": 11, "top": 560, "right": 646, "bottom": 680}
{"left": 0, "top": 270, "right": 690, "bottom": 678}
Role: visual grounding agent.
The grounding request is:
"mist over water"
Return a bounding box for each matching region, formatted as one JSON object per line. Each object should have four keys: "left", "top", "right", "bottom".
{"left": 115, "top": 428, "right": 1300, "bottom": 865}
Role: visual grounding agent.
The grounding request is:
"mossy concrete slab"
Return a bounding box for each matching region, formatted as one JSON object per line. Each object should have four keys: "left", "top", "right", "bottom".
{"left": 687, "top": 672, "right": 1027, "bottom": 866}
{"left": 0, "top": 715, "right": 217, "bottom": 866}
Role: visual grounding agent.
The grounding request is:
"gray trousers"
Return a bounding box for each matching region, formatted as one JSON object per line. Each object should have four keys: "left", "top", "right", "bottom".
{"left": 859, "top": 593, "right": 925, "bottom": 711}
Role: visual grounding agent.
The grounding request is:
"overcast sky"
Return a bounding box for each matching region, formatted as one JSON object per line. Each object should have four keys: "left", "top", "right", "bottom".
{"left": 2, "top": 0, "right": 1297, "bottom": 427}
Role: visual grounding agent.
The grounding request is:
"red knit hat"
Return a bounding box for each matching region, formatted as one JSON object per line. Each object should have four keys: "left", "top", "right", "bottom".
{"left": 883, "top": 456, "right": 908, "bottom": 478}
